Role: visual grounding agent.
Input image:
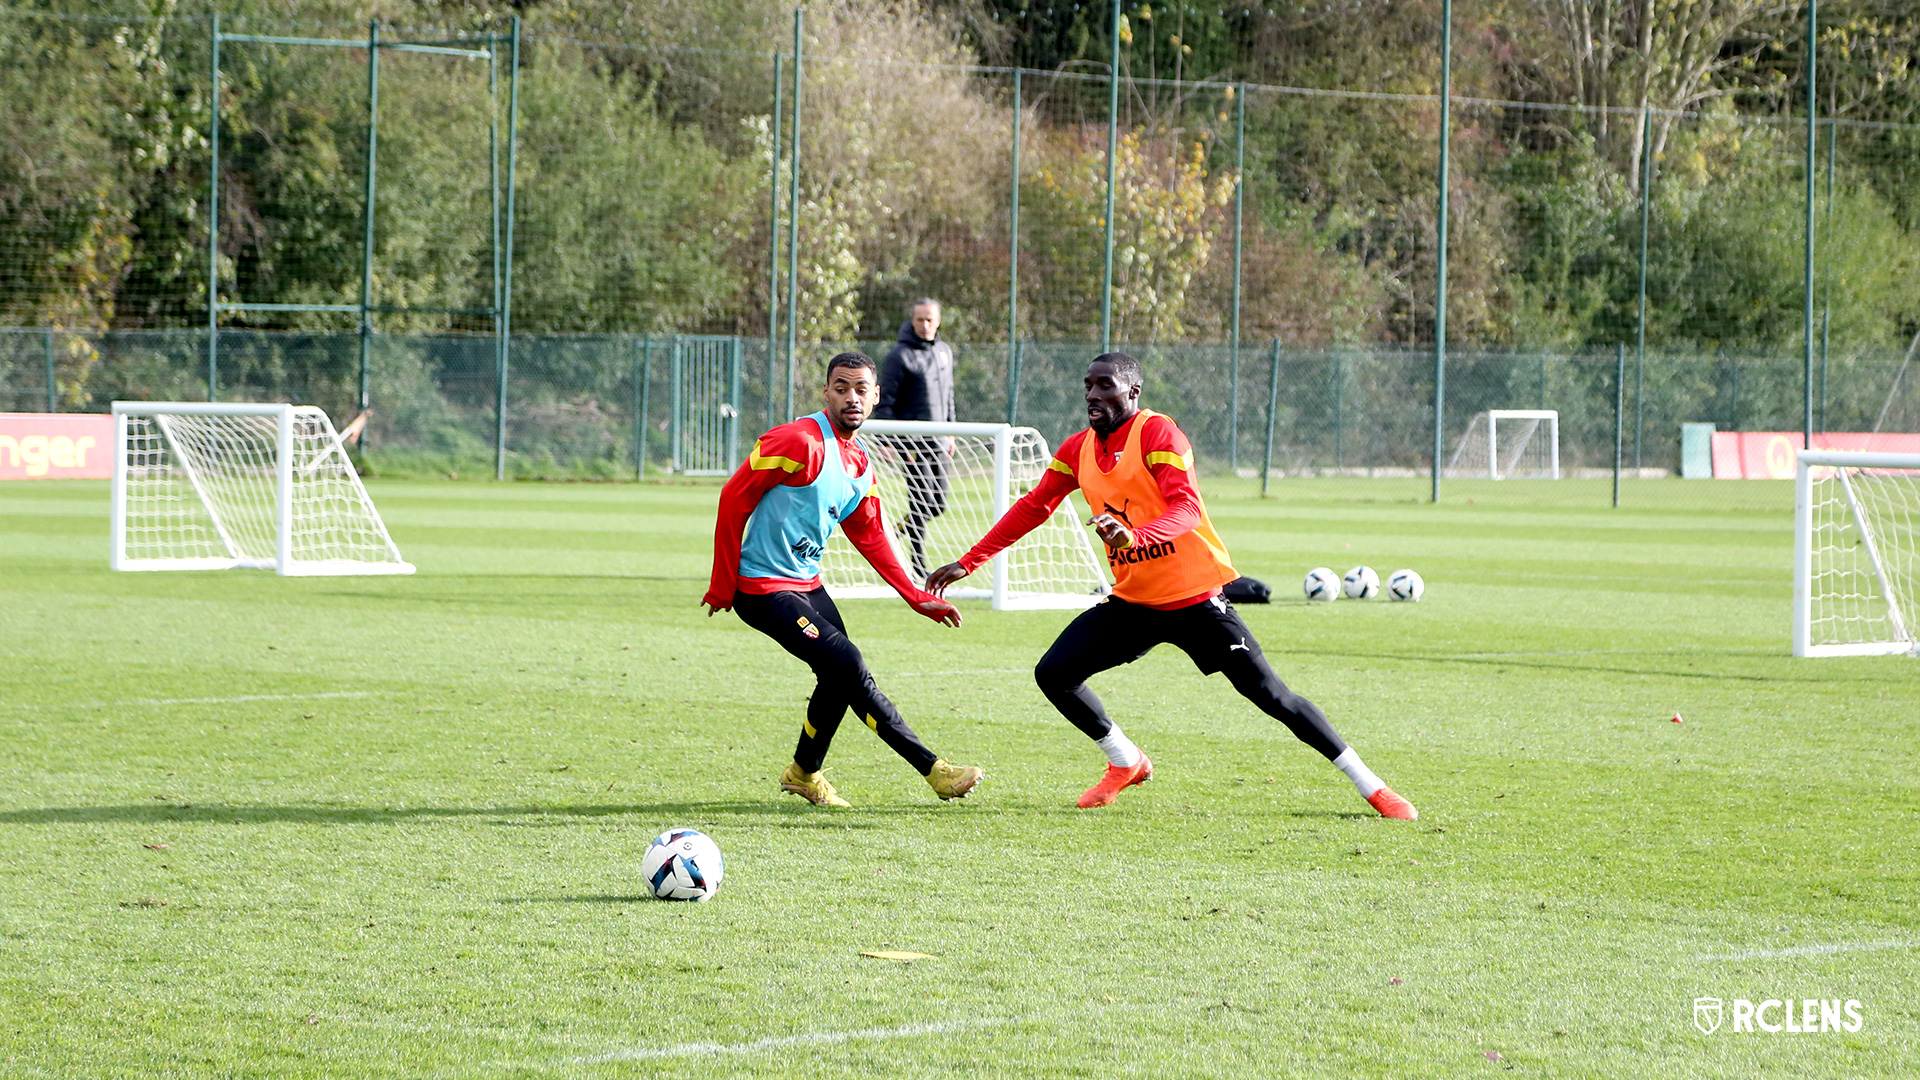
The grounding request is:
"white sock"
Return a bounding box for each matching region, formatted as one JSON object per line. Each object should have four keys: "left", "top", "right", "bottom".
{"left": 1096, "top": 728, "right": 1142, "bottom": 768}
{"left": 1332, "top": 747, "right": 1385, "bottom": 797}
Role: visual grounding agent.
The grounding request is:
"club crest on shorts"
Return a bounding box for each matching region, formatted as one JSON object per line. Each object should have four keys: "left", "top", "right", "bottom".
{"left": 796, "top": 616, "right": 819, "bottom": 639}
{"left": 1695, "top": 997, "right": 1723, "bottom": 1034}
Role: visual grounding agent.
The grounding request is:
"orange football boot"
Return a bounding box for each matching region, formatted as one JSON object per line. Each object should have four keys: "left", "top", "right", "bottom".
{"left": 1077, "top": 753, "right": 1153, "bottom": 808}
{"left": 1367, "top": 786, "right": 1418, "bottom": 820}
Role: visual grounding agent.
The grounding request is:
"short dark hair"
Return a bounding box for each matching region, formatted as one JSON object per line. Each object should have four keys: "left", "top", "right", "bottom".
{"left": 826, "top": 351, "right": 876, "bottom": 379}
{"left": 1091, "top": 352, "right": 1143, "bottom": 388}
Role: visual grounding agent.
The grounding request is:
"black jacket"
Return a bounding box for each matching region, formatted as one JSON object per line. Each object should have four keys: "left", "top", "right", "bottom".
{"left": 876, "top": 323, "right": 955, "bottom": 423}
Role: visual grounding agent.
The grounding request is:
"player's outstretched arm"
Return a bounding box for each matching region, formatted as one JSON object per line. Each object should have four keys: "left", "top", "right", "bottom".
{"left": 842, "top": 496, "right": 962, "bottom": 627}
{"left": 925, "top": 562, "right": 969, "bottom": 595}
{"left": 934, "top": 462, "right": 1079, "bottom": 594}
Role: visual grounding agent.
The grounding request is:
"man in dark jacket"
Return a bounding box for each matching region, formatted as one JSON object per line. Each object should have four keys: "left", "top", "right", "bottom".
{"left": 875, "top": 299, "right": 956, "bottom": 579}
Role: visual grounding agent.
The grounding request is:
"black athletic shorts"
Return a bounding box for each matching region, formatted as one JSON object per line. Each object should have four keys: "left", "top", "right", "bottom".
{"left": 1051, "top": 592, "right": 1263, "bottom": 676}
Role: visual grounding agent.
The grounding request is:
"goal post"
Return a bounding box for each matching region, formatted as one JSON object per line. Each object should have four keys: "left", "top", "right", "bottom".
{"left": 819, "top": 419, "right": 1109, "bottom": 610}
{"left": 1447, "top": 409, "right": 1560, "bottom": 479}
{"left": 111, "top": 401, "right": 415, "bottom": 576}
{"left": 1794, "top": 448, "right": 1920, "bottom": 657}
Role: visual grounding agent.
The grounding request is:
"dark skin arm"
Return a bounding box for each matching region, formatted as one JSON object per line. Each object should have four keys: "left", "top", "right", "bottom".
{"left": 929, "top": 359, "right": 1141, "bottom": 595}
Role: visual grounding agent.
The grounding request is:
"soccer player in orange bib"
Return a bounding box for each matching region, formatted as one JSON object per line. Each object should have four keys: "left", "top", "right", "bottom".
{"left": 926, "top": 354, "right": 1415, "bottom": 818}
{"left": 704, "top": 351, "right": 983, "bottom": 807}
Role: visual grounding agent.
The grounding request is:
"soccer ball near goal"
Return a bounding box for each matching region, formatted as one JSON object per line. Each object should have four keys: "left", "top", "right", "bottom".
{"left": 1387, "top": 569, "right": 1425, "bottom": 602}
{"left": 1304, "top": 567, "right": 1340, "bottom": 602}
{"left": 1342, "top": 565, "right": 1380, "bottom": 600}
{"left": 641, "top": 828, "right": 724, "bottom": 902}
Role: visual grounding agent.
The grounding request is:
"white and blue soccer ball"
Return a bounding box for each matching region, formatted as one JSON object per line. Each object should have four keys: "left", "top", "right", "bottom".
{"left": 1386, "top": 568, "right": 1425, "bottom": 602}
{"left": 1303, "top": 567, "right": 1340, "bottom": 602}
{"left": 1342, "top": 565, "right": 1380, "bottom": 600}
{"left": 642, "top": 828, "right": 724, "bottom": 901}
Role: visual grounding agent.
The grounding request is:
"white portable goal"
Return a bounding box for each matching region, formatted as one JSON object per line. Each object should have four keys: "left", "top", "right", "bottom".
{"left": 820, "top": 420, "right": 1109, "bottom": 610}
{"left": 111, "top": 401, "right": 414, "bottom": 576}
{"left": 1446, "top": 409, "right": 1560, "bottom": 479}
{"left": 1794, "top": 449, "right": 1920, "bottom": 657}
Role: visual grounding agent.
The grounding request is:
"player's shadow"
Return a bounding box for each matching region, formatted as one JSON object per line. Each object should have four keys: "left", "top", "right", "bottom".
{"left": 0, "top": 802, "right": 893, "bottom": 829}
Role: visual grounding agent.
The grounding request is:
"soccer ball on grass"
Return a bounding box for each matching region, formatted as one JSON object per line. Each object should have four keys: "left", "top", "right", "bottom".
{"left": 1303, "top": 567, "right": 1340, "bottom": 602}
{"left": 641, "top": 828, "right": 724, "bottom": 901}
{"left": 1342, "top": 565, "right": 1380, "bottom": 599}
{"left": 1386, "top": 568, "right": 1425, "bottom": 602}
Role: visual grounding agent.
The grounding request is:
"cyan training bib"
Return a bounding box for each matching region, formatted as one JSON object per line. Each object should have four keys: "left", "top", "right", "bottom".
{"left": 739, "top": 412, "right": 875, "bottom": 581}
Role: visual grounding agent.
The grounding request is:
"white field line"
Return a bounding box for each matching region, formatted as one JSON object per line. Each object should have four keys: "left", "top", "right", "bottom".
{"left": 571, "top": 1016, "right": 1010, "bottom": 1064}
{"left": 1699, "top": 940, "right": 1920, "bottom": 962}
{"left": 17, "top": 691, "right": 376, "bottom": 710}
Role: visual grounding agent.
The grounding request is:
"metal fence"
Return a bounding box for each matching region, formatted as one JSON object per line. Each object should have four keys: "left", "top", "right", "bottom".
{"left": 6, "top": 328, "right": 1915, "bottom": 495}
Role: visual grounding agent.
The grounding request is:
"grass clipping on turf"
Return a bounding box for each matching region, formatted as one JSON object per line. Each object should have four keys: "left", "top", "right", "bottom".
{"left": 861, "top": 950, "right": 933, "bottom": 961}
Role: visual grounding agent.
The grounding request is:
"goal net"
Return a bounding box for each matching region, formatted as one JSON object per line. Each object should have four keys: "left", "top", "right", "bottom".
{"left": 820, "top": 420, "right": 1109, "bottom": 610}
{"left": 1446, "top": 410, "right": 1560, "bottom": 479}
{"left": 1794, "top": 449, "right": 1920, "bottom": 656}
{"left": 111, "top": 401, "right": 414, "bottom": 576}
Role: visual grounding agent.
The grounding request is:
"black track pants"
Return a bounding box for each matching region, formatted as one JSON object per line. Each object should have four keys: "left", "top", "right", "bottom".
{"left": 1032, "top": 593, "right": 1347, "bottom": 760}
{"left": 733, "top": 588, "right": 939, "bottom": 774}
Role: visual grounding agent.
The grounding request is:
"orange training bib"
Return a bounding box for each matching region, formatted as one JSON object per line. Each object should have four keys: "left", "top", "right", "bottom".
{"left": 1075, "top": 410, "right": 1238, "bottom": 605}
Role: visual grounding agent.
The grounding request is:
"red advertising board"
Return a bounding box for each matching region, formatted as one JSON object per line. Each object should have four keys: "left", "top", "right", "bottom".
{"left": 1709, "top": 431, "right": 1920, "bottom": 479}
{"left": 0, "top": 413, "right": 115, "bottom": 480}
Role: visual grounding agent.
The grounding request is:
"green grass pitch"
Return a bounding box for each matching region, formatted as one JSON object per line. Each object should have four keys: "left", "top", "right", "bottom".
{"left": 2, "top": 475, "right": 1915, "bottom": 1078}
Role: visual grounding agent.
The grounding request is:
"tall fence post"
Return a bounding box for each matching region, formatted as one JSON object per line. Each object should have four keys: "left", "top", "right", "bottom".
{"left": 489, "top": 36, "right": 502, "bottom": 438}
{"left": 1613, "top": 343, "right": 1625, "bottom": 507}
{"left": 783, "top": 9, "right": 803, "bottom": 422}
{"left": 44, "top": 326, "right": 56, "bottom": 412}
{"left": 1100, "top": 0, "right": 1120, "bottom": 354}
{"left": 495, "top": 16, "right": 521, "bottom": 481}
{"left": 1802, "top": 0, "right": 1818, "bottom": 448}
{"left": 1431, "top": 0, "right": 1453, "bottom": 503}
{"left": 1008, "top": 68, "right": 1021, "bottom": 420}
{"left": 1635, "top": 105, "right": 1652, "bottom": 470}
{"left": 358, "top": 20, "right": 380, "bottom": 426}
{"left": 1819, "top": 118, "right": 1835, "bottom": 433}
{"left": 1229, "top": 83, "right": 1246, "bottom": 471}
{"left": 1261, "top": 339, "right": 1280, "bottom": 497}
{"left": 207, "top": 12, "right": 221, "bottom": 402}
{"left": 768, "top": 51, "right": 782, "bottom": 396}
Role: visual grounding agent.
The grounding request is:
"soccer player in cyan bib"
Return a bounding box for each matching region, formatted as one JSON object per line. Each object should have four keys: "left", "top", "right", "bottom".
{"left": 704, "top": 351, "right": 984, "bottom": 807}
{"left": 927, "top": 354, "right": 1415, "bottom": 817}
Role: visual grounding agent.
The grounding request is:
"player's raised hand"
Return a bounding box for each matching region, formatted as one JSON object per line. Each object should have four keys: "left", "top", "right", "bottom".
{"left": 924, "top": 561, "right": 969, "bottom": 596}
{"left": 1088, "top": 513, "right": 1134, "bottom": 550}
{"left": 913, "top": 596, "right": 963, "bottom": 627}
